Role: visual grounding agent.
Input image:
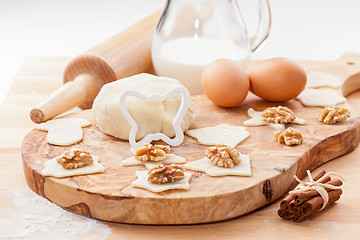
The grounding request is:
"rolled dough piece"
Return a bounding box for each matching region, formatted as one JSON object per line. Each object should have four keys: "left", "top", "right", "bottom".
{"left": 243, "top": 108, "right": 305, "bottom": 131}
{"left": 306, "top": 71, "right": 342, "bottom": 89}
{"left": 131, "top": 171, "right": 192, "bottom": 192}
{"left": 297, "top": 88, "right": 346, "bottom": 107}
{"left": 36, "top": 118, "right": 91, "bottom": 146}
{"left": 92, "top": 73, "right": 194, "bottom": 141}
{"left": 184, "top": 154, "right": 251, "bottom": 177}
{"left": 121, "top": 154, "right": 186, "bottom": 169}
{"left": 42, "top": 155, "right": 105, "bottom": 178}
{"left": 185, "top": 124, "right": 249, "bottom": 147}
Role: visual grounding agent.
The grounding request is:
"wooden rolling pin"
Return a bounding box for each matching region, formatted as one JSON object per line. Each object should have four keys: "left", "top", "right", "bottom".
{"left": 30, "top": 10, "right": 161, "bottom": 123}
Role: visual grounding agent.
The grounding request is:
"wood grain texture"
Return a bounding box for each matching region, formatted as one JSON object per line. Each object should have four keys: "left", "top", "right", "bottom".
{"left": 22, "top": 87, "right": 360, "bottom": 224}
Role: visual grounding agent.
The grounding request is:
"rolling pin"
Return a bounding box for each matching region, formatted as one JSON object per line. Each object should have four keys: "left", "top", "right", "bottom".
{"left": 30, "top": 10, "right": 162, "bottom": 123}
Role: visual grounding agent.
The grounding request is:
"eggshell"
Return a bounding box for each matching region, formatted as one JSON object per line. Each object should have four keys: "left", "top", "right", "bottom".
{"left": 201, "top": 59, "right": 249, "bottom": 107}
{"left": 248, "top": 58, "right": 307, "bottom": 102}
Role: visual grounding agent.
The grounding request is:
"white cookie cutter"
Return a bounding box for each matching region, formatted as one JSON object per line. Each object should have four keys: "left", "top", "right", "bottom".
{"left": 119, "top": 86, "right": 190, "bottom": 149}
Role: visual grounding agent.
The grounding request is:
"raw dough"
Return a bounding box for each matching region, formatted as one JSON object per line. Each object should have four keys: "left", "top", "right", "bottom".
{"left": 92, "top": 73, "right": 194, "bottom": 141}
{"left": 297, "top": 88, "right": 346, "bottom": 107}
{"left": 306, "top": 71, "right": 342, "bottom": 89}
{"left": 36, "top": 118, "right": 91, "bottom": 146}
{"left": 243, "top": 108, "right": 305, "bottom": 131}
{"left": 42, "top": 155, "right": 105, "bottom": 178}
{"left": 131, "top": 171, "right": 192, "bottom": 192}
{"left": 184, "top": 154, "right": 251, "bottom": 177}
{"left": 121, "top": 154, "right": 186, "bottom": 169}
{"left": 185, "top": 124, "right": 249, "bottom": 147}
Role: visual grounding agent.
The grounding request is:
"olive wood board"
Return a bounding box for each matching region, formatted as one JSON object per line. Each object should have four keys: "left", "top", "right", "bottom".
{"left": 22, "top": 53, "right": 360, "bottom": 225}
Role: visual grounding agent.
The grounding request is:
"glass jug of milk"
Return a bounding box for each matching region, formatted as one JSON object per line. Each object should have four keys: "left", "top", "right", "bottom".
{"left": 152, "top": 0, "right": 271, "bottom": 95}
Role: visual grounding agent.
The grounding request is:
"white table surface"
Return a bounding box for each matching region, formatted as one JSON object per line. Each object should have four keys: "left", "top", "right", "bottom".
{"left": 1, "top": 0, "right": 360, "bottom": 106}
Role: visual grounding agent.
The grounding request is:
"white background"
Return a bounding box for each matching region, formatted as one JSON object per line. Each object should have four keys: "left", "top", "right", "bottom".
{"left": 1, "top": 0, "right": 360, "bottom": 106}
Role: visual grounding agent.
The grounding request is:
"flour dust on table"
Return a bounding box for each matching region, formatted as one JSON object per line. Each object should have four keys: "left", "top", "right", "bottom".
{"left": 0, "top": 187, "right": 112, "bottom": 240}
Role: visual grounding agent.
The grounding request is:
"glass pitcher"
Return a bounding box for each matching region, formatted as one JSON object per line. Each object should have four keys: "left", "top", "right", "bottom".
{"left": 151, "top": 0, "right": 271, "bottom": 95}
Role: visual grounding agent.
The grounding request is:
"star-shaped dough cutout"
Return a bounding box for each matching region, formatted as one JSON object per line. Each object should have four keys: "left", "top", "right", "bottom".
{"left": 297, "top": 88, "right": 346, "bottom": 107}
{"left": 243, "top": 108, "right": 305, "bottom": 131}
{"left": 37, "top": 118, "right": 91, "bottom": 146}
{"left": 185, "top": 124, "right": 249, "bottom": 147}
{"left": 131, "top": 171, "right": 192, "bottom": 192}
{"left": 121, "top": 153, "right": 186, "bottom": 169}
{"left": 306, "top": 71, "right": 342, "bottom": 89}
{"left": 184, "top": 154, "right": 251, "bottom": 177}
{"left": 42, "top": 155, "right": 105, "bottom": 178}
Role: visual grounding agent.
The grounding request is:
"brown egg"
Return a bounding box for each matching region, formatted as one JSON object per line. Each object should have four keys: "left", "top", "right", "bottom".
{"left": 201, "top": 59, "right": 249, "bottom": 107}
{"left": 248, "top": 58, "right": 307, "bottom": 102}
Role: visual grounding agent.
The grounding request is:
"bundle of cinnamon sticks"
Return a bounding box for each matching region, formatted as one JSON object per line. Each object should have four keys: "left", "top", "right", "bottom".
{"left": 278, "top": 170, "right": 343, "bottom": 222}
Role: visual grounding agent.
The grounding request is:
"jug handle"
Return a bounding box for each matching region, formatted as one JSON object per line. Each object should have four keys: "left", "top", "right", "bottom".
{"left": 250, "top": 0, "right": 272, "bottom": 52}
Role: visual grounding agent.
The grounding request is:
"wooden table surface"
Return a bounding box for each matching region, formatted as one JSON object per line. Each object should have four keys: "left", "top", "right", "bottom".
{"left": 1, "top": 57, "right": 360, "bottom": 239}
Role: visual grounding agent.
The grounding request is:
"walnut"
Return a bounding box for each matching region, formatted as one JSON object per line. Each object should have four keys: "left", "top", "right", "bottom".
{"left": 319, "top": 106, "right": 350, "bottom": 124}
{"left": 57, "top": 148, "right": 93, "bottom": 169}
{"left": 274, "top": 127, "right": 303, "bottom": 146}
{"left": 147, "top": 164, "right": 185, "bottom": 184}
{"left": 206, "top": 144, "right": 241, "bottom": 168}
{"left": 261, "top": 106, "right": 296, "bottom": 124}
{"left": 135, "top": 144, "right": 170, "bottom": 162}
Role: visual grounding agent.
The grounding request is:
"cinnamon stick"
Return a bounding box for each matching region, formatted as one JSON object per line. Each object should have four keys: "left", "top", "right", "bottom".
{"left": 279, "top": 170, "right": 326, "bottom": 210}
{"left": 277, "top": 208, "right": 292, "bottom": 220}
{"left": 301, "top": 189, "right": 343, "bottom": 217}
{"left": 292, "top": 213, "right": 304, "bottom": 223}
{"left": 293, "top": 189, "right": 342, "bottom": 223}
{"left": 294, "top": 178, "right": 342, "bottom": 205}
{"left": 313, "top": 170, "right": 327, "bottom": 180}
{"left": 280, "top": 194, "right": 295, "bottom": 210}
{"left": 277, "top": 170, "right": 344, "bottom": 222}
{"left": 289, "top": 200, "right": 301, "bottom": 214}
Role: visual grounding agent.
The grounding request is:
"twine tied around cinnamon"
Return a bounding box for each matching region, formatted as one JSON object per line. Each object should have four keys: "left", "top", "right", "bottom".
{"left": 289, "top": 170, "right": 344, "bottom": 211}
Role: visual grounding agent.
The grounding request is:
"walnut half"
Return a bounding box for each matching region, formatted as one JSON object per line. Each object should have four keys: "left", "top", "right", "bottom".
{"left": 135, "top": 144, "right": 170, "bottom": 162}
{"left": 274, "top": 127, "right": 303, "bottom": 146}
{"left": 147, "top": 164, "right": 185, "bottom": 184}
{"left": 206, "top": 144, "right": 241, "bottom": 168}
{"left": 261, "top": 106, "right": 296, "bottom": 124}
{"left": 57, "top": 148, "right": 93, "bottom": 169}
{"left": 319, "top": 106, "right": 350, "bottom": 124}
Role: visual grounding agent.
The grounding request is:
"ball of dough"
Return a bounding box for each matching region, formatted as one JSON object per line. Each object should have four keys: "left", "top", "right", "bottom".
{"left": 92, "top": 73, "right": 194, "bottom": 141}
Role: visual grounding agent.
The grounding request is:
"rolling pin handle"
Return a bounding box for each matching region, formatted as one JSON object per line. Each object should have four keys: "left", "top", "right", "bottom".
{"left": 30, "top": 74, "right": 99, "bottom": 124}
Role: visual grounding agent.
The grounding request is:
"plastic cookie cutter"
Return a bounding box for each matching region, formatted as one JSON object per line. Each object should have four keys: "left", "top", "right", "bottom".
{"left": 119, "top": 86, "right": 191, "bottom": 149}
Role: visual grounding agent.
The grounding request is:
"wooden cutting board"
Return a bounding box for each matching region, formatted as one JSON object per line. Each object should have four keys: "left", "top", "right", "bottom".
{"left": 22, "top": 53, "right": 360, "bottom": 225}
